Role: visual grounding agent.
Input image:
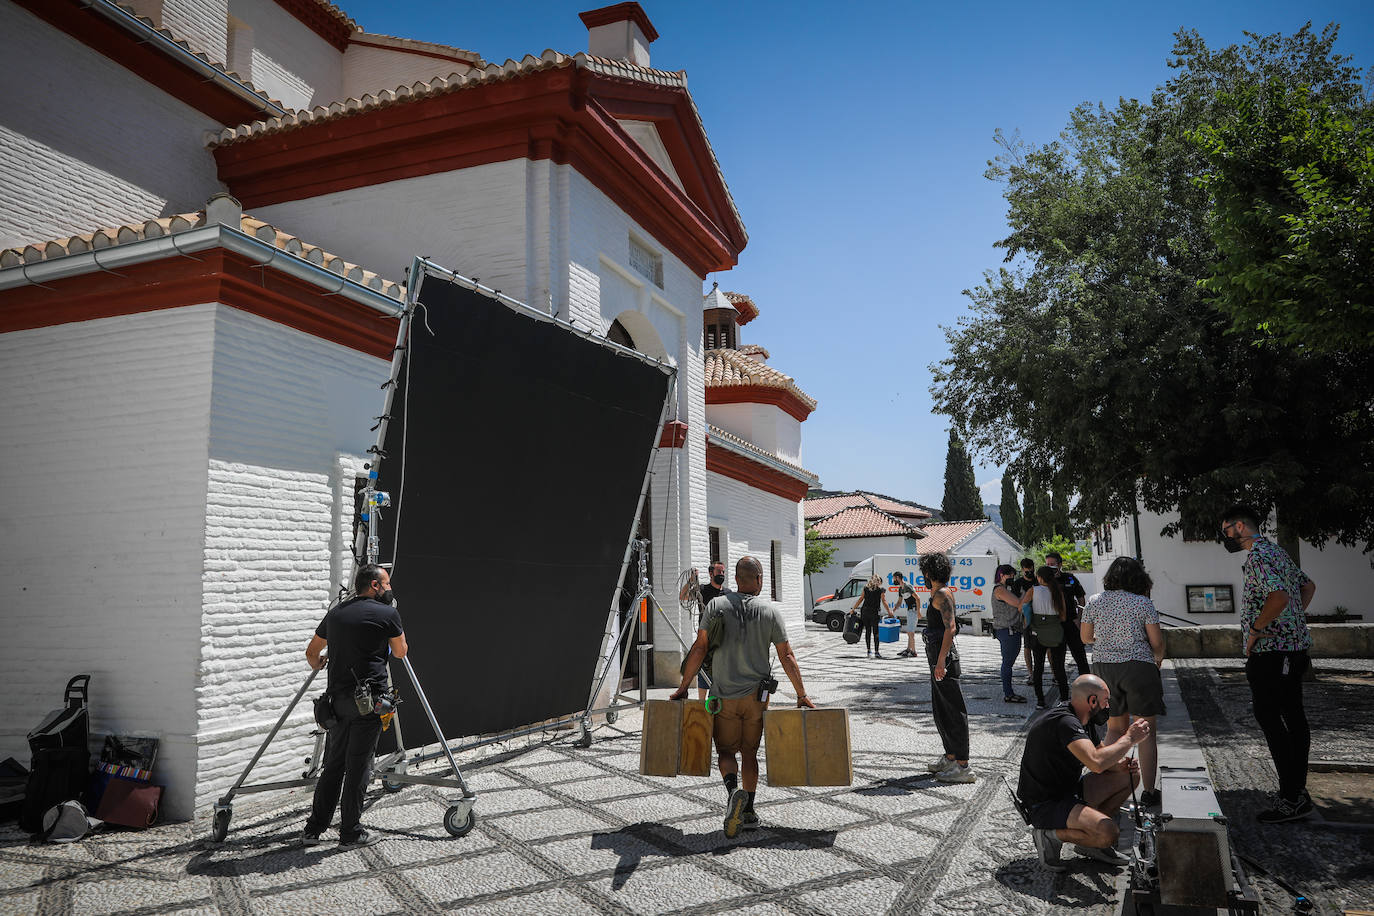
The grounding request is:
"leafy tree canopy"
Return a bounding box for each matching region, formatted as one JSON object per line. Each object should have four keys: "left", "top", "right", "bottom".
{"left": 804, "top": 525, "right": 837, "bottom": 577}
{"left": 931, "top": 24, "right": 1374, "bottom": 553}
{"left": 1029, "top": 535, "right": 1093, "bottom": 572}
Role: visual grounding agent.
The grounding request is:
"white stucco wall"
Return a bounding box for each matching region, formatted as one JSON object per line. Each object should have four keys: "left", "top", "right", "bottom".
{"left": 1096, "top": 508, "right": 1374, "bottom": 624}
{"left": 194, "top": 306, "right": 388, "bottom": 812}
{"left": 341, "top": 42, "right": 475, "bottom": 100}
{"left": 0, "top": 306, "right": 218, "bottom": 821}
{"left": 705, "top": 471, "right": 805, "bottom": 631}
{"left": 706, "top": 402, "right": 802, "bottom": 465}
{"left": 228, "top": 0, "right": 343, "bottom": 109}
{"left": 943, "top": 525, "right": 1024, "bottom": 565}
{"left": 0, "top": 2, "right": 226, "bottom": 248}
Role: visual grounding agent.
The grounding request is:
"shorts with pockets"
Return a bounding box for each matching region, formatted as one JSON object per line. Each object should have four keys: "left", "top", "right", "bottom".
{"left": 1091, "top": 660, "right": 1166, "bottom": 717}
{"left": 712, "top": 696, "right": 765, "bottom": 757}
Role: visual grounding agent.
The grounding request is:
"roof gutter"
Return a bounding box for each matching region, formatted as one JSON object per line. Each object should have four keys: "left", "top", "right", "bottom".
{"left": 78, "top": 0, "right": 288, "bottom": 118}
{"left": 706, "top": 429, "right": 820, "bottom": 487}
{"left": 0, "top": 225, "right": 405, "bottom": 318}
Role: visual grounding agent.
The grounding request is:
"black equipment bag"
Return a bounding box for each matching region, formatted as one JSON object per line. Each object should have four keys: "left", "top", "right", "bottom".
{"left": 842, "top": 613, "right": 862, "bottom": 645}
{"left": 29, "top": 675, "right": 91, "bottom": 753}
{"left": 19, "top": 747, "right": 90, "bottom": 834}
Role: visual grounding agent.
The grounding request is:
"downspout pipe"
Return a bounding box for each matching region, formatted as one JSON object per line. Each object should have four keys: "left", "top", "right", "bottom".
{"left": 78, "top": 0, "right": 289, "bottom": 118}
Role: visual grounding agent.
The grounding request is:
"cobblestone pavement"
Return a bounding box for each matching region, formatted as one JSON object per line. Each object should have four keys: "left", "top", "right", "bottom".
{"left": 0, "top": 626, "right": 1200, "bottom": 915}
{"left": 1171, "top": 657, "right": 1374, "bottom": 916}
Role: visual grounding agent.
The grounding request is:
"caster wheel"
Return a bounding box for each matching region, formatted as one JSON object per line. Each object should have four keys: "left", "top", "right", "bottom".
{"left": 572, "top": 728, "right": 592, "bottom": 749}
{"left": 211, "top": 807, "right": 231, "bottom": 843}
{"left": 605, "top": 709, "right": 618, "bottom": 725}
{"left": 444, "top": 806, "right": 476, "bottom": 837}
{"left": 381, "top": 773, "right": 405, "bottom": 793}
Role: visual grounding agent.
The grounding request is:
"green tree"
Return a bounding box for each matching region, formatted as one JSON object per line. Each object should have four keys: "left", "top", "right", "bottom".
{"left": 930, "top": 25, "right": 1374, "bottom": 557}
{"left": 1051, "top": 489, "right": 1074, "bottom": 540}
{"left": 999, "top": 476, "right": 1024, "bottom": 544}
{"left": 941, "top": 428, "right": 983, "bottom": 521}
{"left": 1029, "top": 535, "right": 1093, "bottom": 572}
{"left": 1192, "top": 78, "right": 1374, "bottom": 353}
{"left": 803, "top": 525, "right": 837, "bottom": 576}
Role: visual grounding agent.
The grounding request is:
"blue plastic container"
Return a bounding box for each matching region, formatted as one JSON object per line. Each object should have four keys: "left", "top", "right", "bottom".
{"left": 878, "top": 617, "right": 900, "bottom": 643}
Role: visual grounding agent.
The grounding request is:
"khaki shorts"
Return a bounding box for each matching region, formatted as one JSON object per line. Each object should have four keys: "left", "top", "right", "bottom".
{"left": 712, "top": 695, "right": 766, "bottom": 756}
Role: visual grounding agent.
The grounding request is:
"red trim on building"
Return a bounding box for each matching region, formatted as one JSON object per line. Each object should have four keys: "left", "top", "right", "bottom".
{"left": 212, "top": 68, "right": 744, "bottom": 277}
{"left": 706, "top": 385, "right": 815, "bottom": 423}
{"left": 578, "top": 3, "right": 659, "bottom": 42}
{"left": 14, "top": 0, "right": 274, "bottom": 126}
{"left": 273, "top": 0, "right": 353, "bottom": 51}
{"left": 658, "top": 420, "right": 688, "bottom": 448}
{"left": 347, "top": 38, "right": 480, "bottom": 66}
{"left": 705, "top": 441, "right": 809, "bottom": 502}
{"left": 0, "top": 251, "right": 396, "bottom": 358}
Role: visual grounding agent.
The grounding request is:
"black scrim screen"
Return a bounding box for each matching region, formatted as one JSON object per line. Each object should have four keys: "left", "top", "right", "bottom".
{"left": 377, "top": 272, "right": 671, "bottom": 740}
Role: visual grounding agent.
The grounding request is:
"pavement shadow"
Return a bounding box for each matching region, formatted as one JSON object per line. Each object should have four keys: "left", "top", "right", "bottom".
{"left": 993, "top": 856, "right": 1118, "bottom": 908}
{"left": 591, "top": 822, "right": 837, "bottom": 890}
{"left": 186, "top": 836, "right": 367, "bottom": 877}
{"left": 853, "top": 774, "right": 943, "bottom": 796}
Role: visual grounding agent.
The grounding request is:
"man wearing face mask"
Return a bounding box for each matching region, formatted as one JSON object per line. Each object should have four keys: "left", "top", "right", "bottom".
{"left": 1017, "top": 674, "right": 1148, "bottom": 872}
{"left": 1221, "top": 504, "right": 1317, "bottom": 824}
{"left": 681, "top": 561, "right": 731, "bottom": 699}
{"left": 301, "top": 563, "right": 407, "bottom": 847}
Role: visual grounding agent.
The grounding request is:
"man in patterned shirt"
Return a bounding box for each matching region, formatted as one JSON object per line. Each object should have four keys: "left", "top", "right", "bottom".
{"left": 1221, "top": 504, "right": 1317, "bottom": 824}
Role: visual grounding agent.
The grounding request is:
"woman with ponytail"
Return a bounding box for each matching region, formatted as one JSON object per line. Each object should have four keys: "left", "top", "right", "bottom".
{"left": 1020, "top": 565, "right": 1070, "bottom": 708}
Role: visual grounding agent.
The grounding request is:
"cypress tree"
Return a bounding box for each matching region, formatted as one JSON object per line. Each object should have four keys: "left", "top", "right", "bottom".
{"left": 941, "top": 429, "right": 983, "bottom": 521}
{"left": 1000, "top": 476, "right": 1024, "bottom": 543}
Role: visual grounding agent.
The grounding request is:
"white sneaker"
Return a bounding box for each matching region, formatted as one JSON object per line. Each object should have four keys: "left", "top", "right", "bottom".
{"left": 937, "top": 763, "right": 976, "bottom": 784}
{"left": 926, "top": 754, "right": 955, "bottom": 773}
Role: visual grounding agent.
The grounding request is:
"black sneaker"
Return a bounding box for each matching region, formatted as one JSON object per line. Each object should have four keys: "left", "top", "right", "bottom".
{"left": 1074, "top": 843, "right": 1128, "bottom": 866}
{"left": 1257, "top": 794, "right": 1314, "bottom": 824}
{"left": 300, "top": 829, "right": 323, "bottom": 847}
{"left": 1003, "top": 694, "right": 1027, "bottom": 704}
{"left": 874, "top": 651, "right": 884, "bottom": 659}
{"left": 741, "top": 810, "right": 760, "bottom": 831}
{"left": 723, "top": 789, "right": 749, "bottom": 838}
{"left": 338, "top": 829, "right": 381, "bottom": 848}
{"left": 1032, "top": 828, "right": 1065, "bottom": 872}
{"left": 1138, "top": 789, "right": 1161, "bottom": 809}
{"left": 1034, "top": 699, "right": 1047, "bottom": 709}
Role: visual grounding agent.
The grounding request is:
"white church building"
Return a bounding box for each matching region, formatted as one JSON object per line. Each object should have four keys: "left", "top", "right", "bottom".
{"left": 0, "top": 0, "right": 815, "bottom": 819}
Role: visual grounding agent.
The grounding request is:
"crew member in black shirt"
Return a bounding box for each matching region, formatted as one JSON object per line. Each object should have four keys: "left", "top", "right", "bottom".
{"left": 301, "top": 563, "right": 407, "bottom": 848}
{"left": 1014, "top": 558, "right": 1037, "bottom": 684}
{"left": 681, "top": 561, "right": 730, "bottom": 698}
{"left": 1046, "top": 551, "right": 1090, "bottom": 677}
{"left": 1017, "top": 674, "right": 1148, "bottom": 871}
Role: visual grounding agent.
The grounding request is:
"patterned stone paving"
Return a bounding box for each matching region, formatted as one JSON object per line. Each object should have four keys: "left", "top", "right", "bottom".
{"left": 0, "top": 626, "right": 1135, "bottom": 915}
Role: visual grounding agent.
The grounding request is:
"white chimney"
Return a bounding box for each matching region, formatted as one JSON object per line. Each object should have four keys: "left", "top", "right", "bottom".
{"left": 579, "top": 3, "right": 658, "bottom": 68}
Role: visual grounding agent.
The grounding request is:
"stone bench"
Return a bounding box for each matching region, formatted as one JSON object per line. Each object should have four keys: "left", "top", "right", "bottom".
{"left": 1162, "top": 623, "right": 1374, "bottom": 658}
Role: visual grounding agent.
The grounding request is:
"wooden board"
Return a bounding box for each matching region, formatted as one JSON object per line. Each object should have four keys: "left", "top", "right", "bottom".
{"left": 679, "top": 701, "right": 712, "bottom": 776}
{"left": 640, "top": 699, "right": 682, "bottom": 777}
{"left": 764, "top": 707, "right": 852, "bottom": 787}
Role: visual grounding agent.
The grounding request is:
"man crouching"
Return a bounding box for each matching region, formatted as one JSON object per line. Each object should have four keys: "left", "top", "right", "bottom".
{"left": 1017, "top": 674, "right": 1149, "bottom": 870}
{"left": 671, "top": 556, "right": 814, "bottom": 838}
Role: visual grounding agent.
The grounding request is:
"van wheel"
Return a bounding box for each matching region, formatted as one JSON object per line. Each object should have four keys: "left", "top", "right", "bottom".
{"left": 826, "top": 613, "right": 844, "bottom": 632}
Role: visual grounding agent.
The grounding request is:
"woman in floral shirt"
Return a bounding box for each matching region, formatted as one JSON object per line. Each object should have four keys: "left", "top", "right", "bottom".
{"left": 1081, "top": 556, "right": 1165, "bottom": 808}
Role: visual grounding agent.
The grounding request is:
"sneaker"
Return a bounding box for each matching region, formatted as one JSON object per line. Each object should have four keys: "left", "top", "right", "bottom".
{"left": 937, "top": 763, "right": 976, "bottom": 784}
{"left": 338, "top": 829, "right": 381, "bottom": 848}
{"left": 1034, "top": 699, "right": 1047, "bottom": 710}
{"left": 723, "top": 789, "right": 749, "bottom": 838}
{"left": 896, "top": 648, "right": 912, "bottom": 658}
{"left": 1138, "top": 789, "right": 1161, "bottom": 809}
{"left": 926, "top": 754, "right": 955, "bottom": 773}
{"left": 1257, "top": 794, "right": 1314, "bottom": 824}
{"left": 874, "top": 651, "right": 885, "bottom": 659}
{"left": 1074, "top": 843, "right": 1128, "bottom": 865}
{"left": 1032, "top": 828, "right": 1065, "bottom": 872}
{"left": 866, "top": 651, "right": 872, "bottom": 658}
{"left": 1003, "top": 694, "right": 1027, "bottom": 704}
{"left": 300, "top": 829, "right": 323, "bottom": 847}
{"left": 741, "top": 810, "right": 760, "bottom": 831}
{"left": 1024, "top": 676, "right": 1034, "bottom": 685}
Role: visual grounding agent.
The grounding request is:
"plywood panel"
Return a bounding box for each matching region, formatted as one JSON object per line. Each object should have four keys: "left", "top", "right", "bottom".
{"left": 640, "top": 699, "right": 681, "bottom": 777}
{"left": 763, "top": 708, "right": 809, "bottom": 787}
{"left": 764, "top": 707, "right": 852, "bottom": 787}
{"left": 679, "top": 701, "right": 712, "bottom": 777}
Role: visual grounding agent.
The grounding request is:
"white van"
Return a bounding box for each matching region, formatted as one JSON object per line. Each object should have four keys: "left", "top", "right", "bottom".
{"left": 810, "top": 554, "right": 1000, "bottom": 635}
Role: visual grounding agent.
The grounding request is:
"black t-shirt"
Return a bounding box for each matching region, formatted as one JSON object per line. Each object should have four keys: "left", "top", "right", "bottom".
{"left": 316, "top": 597, "right": 404, "bottom": 694}
{"left": 860, "top": 585, "right": 884, "bottom": 617}
{"left": 1058, "top": 571, "right": 1087, "bottom": 621}
{"left": 696, "top": 583, "right": 729, "bottom": 626}
{"left": 1011, "top": 573, "right": 1036, "bottom": 598}
{"left": 1017, "top": 702, "right": 1099, "bottom": 807}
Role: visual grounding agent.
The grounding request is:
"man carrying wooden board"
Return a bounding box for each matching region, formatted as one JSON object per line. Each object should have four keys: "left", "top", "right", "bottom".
{"left": 671, "top": 556, "right": 815, "bottom": 838}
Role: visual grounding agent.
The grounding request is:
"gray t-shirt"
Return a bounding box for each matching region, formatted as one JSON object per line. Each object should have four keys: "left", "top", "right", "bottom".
{"left": 701, "top": 593, "right": 789, "bottom": 699}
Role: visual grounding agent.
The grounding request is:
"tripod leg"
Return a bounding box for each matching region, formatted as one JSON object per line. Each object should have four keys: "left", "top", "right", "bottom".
{"left": 218, "top": 669, "right": 319, "bottom": 804}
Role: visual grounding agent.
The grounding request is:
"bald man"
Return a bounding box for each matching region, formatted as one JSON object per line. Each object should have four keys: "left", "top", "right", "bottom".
{"left": 1017, "top": 674, "right": 1149, "bottom": 871}
{"left": 672, "top": 556, "right": 814, "bottom": 838}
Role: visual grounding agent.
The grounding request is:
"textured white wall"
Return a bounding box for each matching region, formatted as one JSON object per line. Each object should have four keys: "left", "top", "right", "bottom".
{"left": 705, "top": 470, "right": 805, "bottom": 631}
{"left": 0, "top": 3, "right": 225, "bottom": 248}
{"left": 195, "top": 306, "right": 388, "bottom": 812}
{"left": 228, "top": 0, "right": 343, "bottom": 109}
{"left": 0, "top": 306, "right": 217, "bottom": 821}
{"left": 341, "top": 42, "right": 474, "bottom": 100}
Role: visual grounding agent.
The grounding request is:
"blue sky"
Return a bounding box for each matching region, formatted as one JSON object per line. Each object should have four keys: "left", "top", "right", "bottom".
{"left": 342, "top": 0, "right": 1372, "bottom": 514}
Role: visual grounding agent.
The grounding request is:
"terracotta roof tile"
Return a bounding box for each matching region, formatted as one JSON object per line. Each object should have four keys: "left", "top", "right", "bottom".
{"left": 722, "top": 290, "right": 759, "bottom": 324}
{"left": 311, "top": 0, "right": 358, "bottom": 32}
{"left": 351, "top": 31, "right": 484, "bottom": 66}
{"left": 737, "top": 343, "right": 769, "bottom": 360}
{"left": 809, "top": 505, "right": 924, "bottom": 540}
{"left": 912, "top": 520, "right": 990, "bottom": 554}
{"left": 803, "top": 492, "right": 932, "bottom": 522}
{"left": 704, "top": 347, "right": 817, "bottom": 411}
{"left": 0, "top": 210, "right": 404, "bottom": 300}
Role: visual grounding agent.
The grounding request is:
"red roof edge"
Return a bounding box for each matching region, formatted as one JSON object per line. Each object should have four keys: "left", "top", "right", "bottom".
{"left": 579, "top": 3, "right": 659, "bottom": 43}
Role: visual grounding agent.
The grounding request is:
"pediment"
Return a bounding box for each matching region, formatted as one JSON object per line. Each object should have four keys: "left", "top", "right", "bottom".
{"left": 617, "top": 120, "right": 684, "bottom": 191}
